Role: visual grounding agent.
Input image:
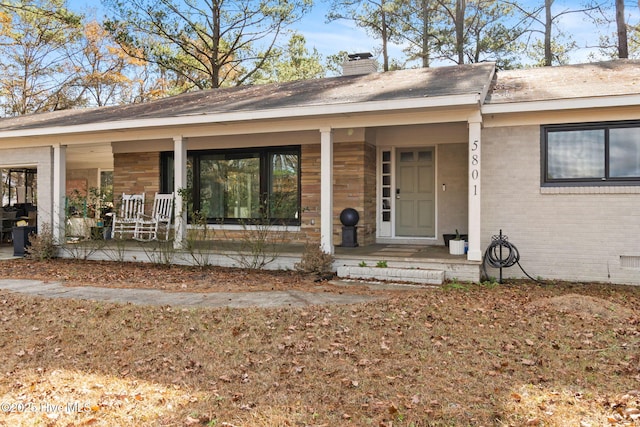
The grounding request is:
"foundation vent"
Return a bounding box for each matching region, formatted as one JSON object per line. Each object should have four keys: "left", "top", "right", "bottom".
{"left": 620, "top": 256, "right": 640, "bottom": 269}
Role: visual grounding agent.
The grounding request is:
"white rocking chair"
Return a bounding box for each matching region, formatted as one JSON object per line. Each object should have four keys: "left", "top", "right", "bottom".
{"left": 111, "top": 193, "right": 145, "bottom": 239}
{"left": 134, "top": 192, "right": 174, "bottom": 241}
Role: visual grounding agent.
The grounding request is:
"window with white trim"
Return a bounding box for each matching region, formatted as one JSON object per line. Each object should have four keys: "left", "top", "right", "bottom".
{"left": 542, "top": 121, "right": 640, "bottom": 185}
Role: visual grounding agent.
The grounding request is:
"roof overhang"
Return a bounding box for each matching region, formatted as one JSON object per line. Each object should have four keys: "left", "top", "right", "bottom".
{"left": 0, "top": 93, "right": 483, "bottom": 140}
{"left": 482, "top": 93, "right": 640, "bottom": 115}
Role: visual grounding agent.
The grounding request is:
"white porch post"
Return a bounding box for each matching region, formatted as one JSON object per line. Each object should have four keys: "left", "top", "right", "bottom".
{"left": 320, "top": 128, "right": 334, "bottom": 254}
{"left": 52, "top": 144, "right": 66, "bottom": 245}
{"left": 173, "top": 136, "right": 187, "bottom": 249}
{"left": 467, "top": 113, "right": 482, "bottom": 261}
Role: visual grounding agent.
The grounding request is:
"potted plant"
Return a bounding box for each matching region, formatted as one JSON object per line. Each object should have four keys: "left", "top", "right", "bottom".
{"left": 449, "top": 229, "right": 466, "bottom": 255}
{"left": 65, "top": 186, "right": 115, "bottom": 240}
{"left": 443, "top": 231, "right": 468, "bottom": 247}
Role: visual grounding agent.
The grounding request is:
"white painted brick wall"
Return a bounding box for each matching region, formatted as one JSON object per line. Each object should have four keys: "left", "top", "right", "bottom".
{"left": 0, "top": 146, "right": 53, "bottom": 231}
{"left": 482, "top": 125, "right": 640, "bottom": 285}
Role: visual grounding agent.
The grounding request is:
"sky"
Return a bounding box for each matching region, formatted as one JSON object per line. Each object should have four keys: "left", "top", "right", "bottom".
{"left": 72, "top": 0, "right": 637, "bottom": 67}
{"left": 297, "top": 0, "right": 640, "bottom": 65}
{"left": 77, "top": 0, "right": 376, "bottom": 59}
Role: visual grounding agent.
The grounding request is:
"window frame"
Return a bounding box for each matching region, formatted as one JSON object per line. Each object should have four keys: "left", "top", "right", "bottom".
{"left": 161, "top": 145, "right": 301, "bottom": 226}
{"left": 541, "top": 120, "right": 640, "bottom": 187}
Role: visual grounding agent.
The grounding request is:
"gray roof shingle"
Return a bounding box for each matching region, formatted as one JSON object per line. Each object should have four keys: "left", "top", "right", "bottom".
{"left": 2, "top": 60, "right": 636, "bottom": 134}
{"left": 0, "top": 62, "right": 495, "bottom": 132}
{"left": 486, "top": 60, "right": 640, "bottom": 104}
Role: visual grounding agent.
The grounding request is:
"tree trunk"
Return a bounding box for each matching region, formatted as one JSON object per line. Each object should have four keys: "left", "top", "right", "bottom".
{"left": 422, "top": 0, "right": 430, "bottom": 67}
{"left": 381, "top": 0, "right": 389, "bottom": 71}
{"left": 544, "top": 0, "right": 552, "bottom": 66}
{"left": 455, "top": 0, "right": 465, "bottom": 64}
{"left": 211, "top": 0, "right": 221, "bottom": 88}
{"left": 616, "top": 0, "right": 628, "bottom": 58}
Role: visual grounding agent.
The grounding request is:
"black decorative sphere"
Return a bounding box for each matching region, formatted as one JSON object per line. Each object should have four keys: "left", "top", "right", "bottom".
{"left": 340, "top": 208, "right": 359, "bottom": 226}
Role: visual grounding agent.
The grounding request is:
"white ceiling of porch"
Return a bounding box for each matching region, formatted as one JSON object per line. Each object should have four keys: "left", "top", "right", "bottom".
{"left": 66, "top": 144, "right": 113, "bottom": 170}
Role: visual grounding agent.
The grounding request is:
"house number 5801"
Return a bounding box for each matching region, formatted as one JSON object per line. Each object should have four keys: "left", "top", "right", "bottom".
{"left": 471, "top": 140, "right": 479, "bottom": 196}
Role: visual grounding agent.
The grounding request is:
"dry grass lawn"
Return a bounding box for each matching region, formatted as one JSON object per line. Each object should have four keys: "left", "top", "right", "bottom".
{"left": 0, "top": 258, "right": 639, "bottom": 426}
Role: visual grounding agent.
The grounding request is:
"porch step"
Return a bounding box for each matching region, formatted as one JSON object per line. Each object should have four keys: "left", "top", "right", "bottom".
{"left": 336, "top": 265, "right": 444, "bottom": 285}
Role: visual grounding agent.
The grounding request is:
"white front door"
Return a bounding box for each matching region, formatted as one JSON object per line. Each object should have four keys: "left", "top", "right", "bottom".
{"left": 395, "top": 148, "right": 435, "bottom": 237}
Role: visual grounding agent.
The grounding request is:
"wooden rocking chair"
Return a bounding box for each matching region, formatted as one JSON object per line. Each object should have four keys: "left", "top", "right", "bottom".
{"left": 111, "top": 193, "right": 145, "bottom": 239}
{"left": 134, "top": 192, "right": 174, "bottom": 241}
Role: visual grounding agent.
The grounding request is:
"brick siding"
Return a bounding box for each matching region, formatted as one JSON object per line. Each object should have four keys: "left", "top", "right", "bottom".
{"left": 482, "top": 125, "right": 640, "bottom": 285}
{"left": 112, "top": 142, "right": 377, "bottom": 248}
{"left": 332, "top": 141, "right": 376, "bottom": 245}
{"left": 300, "top": 141, "right": 376, "bottom": 246}
{"left": 113, "top": 152, "right": 160, "bottom": 213}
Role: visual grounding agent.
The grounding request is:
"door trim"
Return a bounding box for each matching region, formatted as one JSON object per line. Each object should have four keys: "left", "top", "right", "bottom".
{"left": 376, "top": 146, "right": 439, "bottom": 242}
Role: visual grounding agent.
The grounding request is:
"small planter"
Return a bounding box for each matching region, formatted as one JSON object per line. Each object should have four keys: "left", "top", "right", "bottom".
{"left": 67, "top": 217, "right": 97, "bottom": 239}
{"left": 449, "top": 239, "right": 466, "bottom": 255}
{"left": 443, "top": 233, "right": 468, "bottom": 247}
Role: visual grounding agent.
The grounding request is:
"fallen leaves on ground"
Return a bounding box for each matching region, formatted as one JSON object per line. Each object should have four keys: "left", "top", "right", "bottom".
{"left": 0, "top": 258, "right": 391, "bottom": 296}
{"left": 0, "top": 258, "right": 639, "bottom": 426}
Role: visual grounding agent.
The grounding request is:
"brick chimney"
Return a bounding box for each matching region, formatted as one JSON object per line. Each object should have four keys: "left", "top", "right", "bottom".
{"left": 342, "top": 52, "right": 378, "bottom": 76}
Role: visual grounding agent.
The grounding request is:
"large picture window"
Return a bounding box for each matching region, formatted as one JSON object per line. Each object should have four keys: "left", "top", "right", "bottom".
{"left": 542, "top": 121, "right": 640, "bottom": 185}
{"left": 162, "top": 146, "right": 300, "bottom": 225}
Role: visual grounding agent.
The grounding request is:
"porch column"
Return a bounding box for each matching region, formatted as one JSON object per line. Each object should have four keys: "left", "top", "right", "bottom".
{"left": 467, "top": 113, "right": 482, "bottom": 261}
{"left": 173, "top": 136, "right": 187, "bottom": 249}
{"left": 319, "top": 127, "right": 334, "bottom": 254}
{"left": 52, "top": 144, "right": 66, "bottom": 245}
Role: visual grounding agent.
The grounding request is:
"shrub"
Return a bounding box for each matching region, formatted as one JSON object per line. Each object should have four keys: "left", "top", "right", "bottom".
{"left": 26, "top": 223, "right": 56, "bottom": 261}
{"left": 295, "top": 243, "right": 334, "bottom": 275}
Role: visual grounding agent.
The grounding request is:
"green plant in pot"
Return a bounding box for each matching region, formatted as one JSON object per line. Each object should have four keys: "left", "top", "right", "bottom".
{"left": 449, "top": 229, "right": 466, "bottom": 255}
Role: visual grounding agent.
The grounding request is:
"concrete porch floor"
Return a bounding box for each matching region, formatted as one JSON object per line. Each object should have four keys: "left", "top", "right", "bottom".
{"left": 335, "top": 243, "right": 462, "bottom": 260}
{"left": 0, "top": 241, "right": 482, "bottom": 283}
{"left": 1, "top": 241, "right": 467, "bottom": 260}
{"left": 0, "top": 244, "right": 17, "bottom": 260}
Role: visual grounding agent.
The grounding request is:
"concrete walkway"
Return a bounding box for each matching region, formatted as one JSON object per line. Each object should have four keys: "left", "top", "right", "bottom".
{"left": 0, "top": 279, "right": 379, "bottom": 308}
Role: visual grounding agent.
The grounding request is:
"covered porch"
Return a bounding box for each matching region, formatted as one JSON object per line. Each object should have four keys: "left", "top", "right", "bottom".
{"left": 0, "top": 63, "right": 496, "bottom": 280}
